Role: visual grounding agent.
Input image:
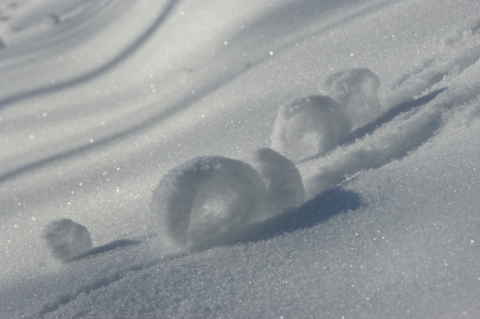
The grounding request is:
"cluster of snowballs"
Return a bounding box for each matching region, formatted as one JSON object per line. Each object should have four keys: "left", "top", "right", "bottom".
{"left": 42, "top": 68, "right": 381, "bottom": 258}
{"left": 272, "top": 68, "right": 381, "bottom": 162}
{"left": 150, "top": 148, "right": 305, "bottom": 250}
{"left": 149, "top": 68, "right": 381, "bottom": 250}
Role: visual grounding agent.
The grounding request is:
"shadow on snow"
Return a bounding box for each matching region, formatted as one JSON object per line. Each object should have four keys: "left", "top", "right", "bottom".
{"left": 70, "top": 239, "right": 143, "bottom": 262}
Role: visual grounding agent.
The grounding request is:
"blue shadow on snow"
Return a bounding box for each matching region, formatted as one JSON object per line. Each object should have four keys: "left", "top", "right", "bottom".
{"left": 236, "top": 186, "right": 362, "bottom": 244}
{"left": 70, "top": 239, "right": 142, "bottom": 262}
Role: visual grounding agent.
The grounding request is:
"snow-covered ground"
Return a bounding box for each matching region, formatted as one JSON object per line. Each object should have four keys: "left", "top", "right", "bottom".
{"left": 0, "top": 0, "right": 479, "bottom": 317}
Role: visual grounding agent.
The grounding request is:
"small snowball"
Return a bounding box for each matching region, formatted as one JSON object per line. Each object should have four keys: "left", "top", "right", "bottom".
{"left": 252, "top": 148, "right": 305, "bottom": 216}
{"left": 41, "top": 219, "right": 93, "bottom": 263}
{"left": 271, "top": 95, "right": 352, "bottom": 162}
{"left": 324, "top": 68, "right": 381, "bottom": 128}
{"left": 150, "top": 156, "right": 268, "bottom": 250}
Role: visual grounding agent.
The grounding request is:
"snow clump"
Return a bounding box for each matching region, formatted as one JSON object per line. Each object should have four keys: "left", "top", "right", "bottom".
{"left": 271, "top": 95, "right": 352, "bottom": 162}
{"left": 252, "top": 148, "right": 304, "bottom": 216}
{"left": 150, "top": 156, "right": 270, "bottom": 250}
{"left": 324, "top": 68, "right": 382, "bottom": 128}
{"left": 151, "top": 150, "right": 307, "bottom": 251}
{"left": 41, "top": 218, "right": 93, "bottom": 263}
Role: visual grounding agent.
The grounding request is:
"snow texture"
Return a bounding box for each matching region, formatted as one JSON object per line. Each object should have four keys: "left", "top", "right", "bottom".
{"left": 1, "top": 0, "right": 480, "bottom": 318}
{"left": 252, "top": 148, "right": 305, "bottom": 215}
{"left": 271, "top": 95, "right": 352, "bottom": 162}
{"left": 324, "top": 68, "right": 382, "bottom": 128}
{"left": 150, "top": 156, "right": 269, "bottom": 250}
{"left": 41, "top": 219, "right": 93, "bottom": 263}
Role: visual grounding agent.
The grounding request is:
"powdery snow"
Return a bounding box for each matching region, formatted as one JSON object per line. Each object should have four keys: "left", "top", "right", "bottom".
{"left": 0, "top": 0, "right": 479, "bottom": 318}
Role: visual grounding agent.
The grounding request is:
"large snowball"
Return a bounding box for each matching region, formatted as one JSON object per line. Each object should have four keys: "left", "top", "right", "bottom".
{"left": 150, "top": 156, "right": 269, "bottom": 250}
{"left": 324, "top": 68, "right": 381, "bottom": 128}
{"left": 252, "top": 148, "right": 305, "bottom": 216}
{"left": 41, "top": 219, "right": 93, "bottom": 263}
{"left": 271, "top": 95, "right": 352, "bottom": 162}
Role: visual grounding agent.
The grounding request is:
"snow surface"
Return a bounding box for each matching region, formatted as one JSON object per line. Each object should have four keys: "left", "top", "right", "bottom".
{"left": 0, "top": 0, "right": 479, "bottom": 318}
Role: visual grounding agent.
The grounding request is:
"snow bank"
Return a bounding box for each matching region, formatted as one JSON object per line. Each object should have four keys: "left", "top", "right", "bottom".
{"left": 41, "top": 219, "right": 93, "bottom": 263}
{"left": 324, "top": 68, "right": 382, "bottom": 128}
{"left": 252, "top": 148, "right": 304, "bottom": 216}
{"left": 150, "top": 156, "right": 269, "bottom": 250}
{"left": 271, "top": 95, "right": 352, "bottom": 162}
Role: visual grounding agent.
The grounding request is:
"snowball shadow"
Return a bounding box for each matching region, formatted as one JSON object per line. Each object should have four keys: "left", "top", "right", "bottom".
{"left": 237, "top": 187, "right": 362, "bottom": 244}
{"left": 70, "top": 239, "right": 142, "bottom": 262}
{"left": 339, "top": 87, "right": 447, "bottom": 147}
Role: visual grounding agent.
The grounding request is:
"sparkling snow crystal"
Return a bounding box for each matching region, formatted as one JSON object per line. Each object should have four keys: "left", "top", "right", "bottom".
{"left": 41, "top": 219, "right": 93, "bottom": 263}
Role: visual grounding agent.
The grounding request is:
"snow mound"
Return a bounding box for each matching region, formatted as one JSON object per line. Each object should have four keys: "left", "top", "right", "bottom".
{"left": 41, "top": 219, "right": 93, "bottom": 263}
{"left": 252, "top": 148, "right": 304, "bottom": 216}
{"left": 150, "top": 156, "right": 269, "bottom": 250}
{"left": 324, "top": 68, "right": 382, "bottom": 128}
{"left": 271, "top": 95, "right": 352, "bottom": 162}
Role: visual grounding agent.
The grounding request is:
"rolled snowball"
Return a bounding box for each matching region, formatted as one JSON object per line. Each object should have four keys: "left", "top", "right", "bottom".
{"left": 150, "top": 156, "right": 269, "bottom": 250}
{"left": 325, "top": 68, "right": 381, "bottom": 128}
{"left": 252, "top": 148, "right": 305, "bottom": 216}
{"left": 271, "top": 95, "right": 352, "bottom": 162}
{"left": 41, "top": 218, "right": 93, "bottom": 263}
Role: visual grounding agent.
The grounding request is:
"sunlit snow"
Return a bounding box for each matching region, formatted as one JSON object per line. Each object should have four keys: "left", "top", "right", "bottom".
{"left": 0, "top": 0, "right": 479, "bottom": 318}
